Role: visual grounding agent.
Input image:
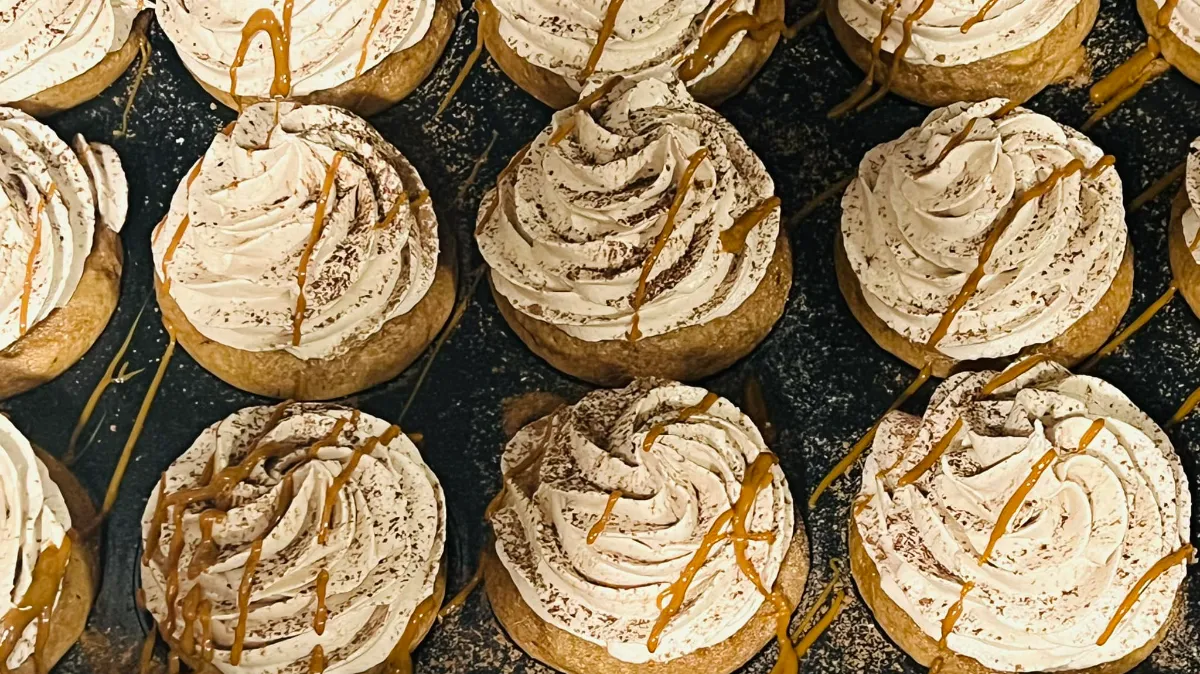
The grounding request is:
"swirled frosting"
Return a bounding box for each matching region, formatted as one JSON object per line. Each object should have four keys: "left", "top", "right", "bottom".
{"left": 0, "top": 415, "right": 73, "bottom": 671}
{"left": 476, "top": 76, "right": 780, "bottom": 341}
{"left": 841, "top": 99, "right": 1126, "bottom": 361}
{"left": 156, "top": 0, "right": 434, "bottom": 98}
{"left": 837, "top": 0, "right": 1081, "bottom": 67}
{"left": 855, "top": 359, "right": 1192, "bottom": 672}
{"left": 491, "top": 0, "right": 754, "bottom": 89}
{"left": 152, "top": 102, "right": 439, "bottom": 361}
{"left": 140, "top": 403, "right": 447, "bottom": 674}
{"left": 1178, "top": 137, "right": 1200, "bottom": 262}
{"left": 490, "top": 379, "right": 795, "bottom": 663}
{"left": 0, "top": 0, "right": 144, "bottom": 104}
{"left": 1, "top": 107, "right": 127, "bottom": 353}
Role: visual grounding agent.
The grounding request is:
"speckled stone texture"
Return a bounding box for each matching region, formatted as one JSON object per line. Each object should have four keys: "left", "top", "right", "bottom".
{"left": 4, "top": 1, "right": 1198, "bottom": 672}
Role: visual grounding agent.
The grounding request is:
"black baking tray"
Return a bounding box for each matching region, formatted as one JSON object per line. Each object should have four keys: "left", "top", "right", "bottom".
{"left": 6, "top": 0, "right": 1199, "bottom": 671}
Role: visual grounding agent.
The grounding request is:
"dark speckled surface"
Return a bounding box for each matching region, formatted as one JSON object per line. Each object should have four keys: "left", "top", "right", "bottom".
{"left": 5, "top": 0, "right": 1200, "bottom": 671}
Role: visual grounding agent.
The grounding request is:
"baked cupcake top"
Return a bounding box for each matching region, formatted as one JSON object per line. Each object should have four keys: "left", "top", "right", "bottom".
{"left": 156, "top": 0, "right": 434, "bottom": 98}
{"left": 1, "top": 107, "right": 127, "bottom": 352}
{"left": 855, "top": 358, "right": 1192, "bottom": 672}
{"left": 0, "top": 414, "right": 74, "bottom": 670}
{"left": 491, "top": 379, "right": 795, "bottom": 663}
{"left": 490, "top": 0, "right": 756, "bottom": 89}
{"left": 837, "top": 0, "right": 1082, "bottom": 67}
{"left": 476, "top": 76, "right": 780, "bottom": 342}
{"left": 0, "top": 0, "right": 143, "bottom": 104}
{"left": 152, "top": 102, "right": 439, "bottom": 361}
{"left": 1179, "top": 137, "right": 1200, "bottom": 262}
{"left": 841, "top": 99, "right": 1125, "bottom": 362}
{"left": 140, "top": 402, "right": 446, "bottom": 674}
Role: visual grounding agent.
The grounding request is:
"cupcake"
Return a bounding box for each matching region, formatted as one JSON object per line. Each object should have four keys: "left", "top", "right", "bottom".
{"left": 0, "top": 2, "right": 151, "bottom": 116}
{"left": 476, "top": 77, "right": 791, "bottom": 386}
{"left": 851, "top": 357, "right": 1193, "bottom": 673}
{"left": 152, "top": 102, "right": 456, "bottom": 401}
{"left": 0, "top": 414, "right": 98, "bottom": 674}
{"left": 1167, "top": 139, "right": 1200, "bottom": 316}
{"left": 0, "top": 107, "right": 128, "bottom": 400}
{"left": 836, "top": 98, "right": 1132, "bottom": 379}
{"left": 485, "top": 378, "right": 809, "bottom": 674}
{"left": 139, "top": 402, "right": 447, "bottom": 673}
{"left": 479, "top": 0, "right": 786, "bottom": 109}
{"left": 827, "top": 0, "right": 1096, "bottom": 111}
{"left": 156, "top": 0, "right": 460, "bottom": 116}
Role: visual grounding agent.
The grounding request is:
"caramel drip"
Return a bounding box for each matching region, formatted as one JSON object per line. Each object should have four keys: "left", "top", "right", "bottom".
{"left": 1076, "top": 418, "right": 1107, "bottom": 452}
{"left": 677, "top": 13, "right": 795, "bottom": 81}
{"left": 475, "top": 144, "right": 532, "bottom": 237}
{"left": 929, "top": 582, "right": 975, "bottom": 674}
{"left": 317, "top": 426, "right": 402, "bottom": 544}
{"left": 435, "top": 0, "right": 493, "bottom": 116}
{"left": 978, "top": 353, "right": 1049, "bottom": 396}
{"left": 138, "top": 624, "right": 157, "bottom": 674}
{"left": 439, "top": 546, "right": 486, "bottom": 619}
{"left": 31, "top": 605, "right": 49, "bottom": 674}
{"left": 789, "top": 560, "right": 844, "bottom": 642}
{"left": 229, "top": 0, "right": 296, "bottom": 100}
{"left": 167, "top": 653, "right": 180, "bottom": 674}
{"left": 703, "top": 0, "right": 739, "bottom": 30}
{"left": 356, "top": 0, "right": 391, "bottom": 77}
{"left": 865, "top": 0, "right": 937, "bottom": 113}
{"left": 230, "top": 538, "right": 264, "bottom": 666}
{"left": 896, "top": 418, "right": 963, "bottom": 487}
{"left": 159, "top": 160, "right": 207, "bottom": 293}
{"left": 1082, "top": 284, "right": 1178, "bottom": 371}
{"left": 0, "top": 534, "right": 72, "bottom": 670}
{"left": 978, "top": 449, "right": 1057, "bottom": 564}
{"left": 629, "top": 147, "right": 709, "bottom": 341}
{"left": 1167, "top": 381, "right": 1200, "bottom": 428}
{"left": 808, "top": 363, "right": 933, "bottom": 508}
{"left": 314, "top": 569, "right": 330, "bottom": 635}
{"left": 960, "top": 0, "right": 1000, "bottom": 33}
{"left": 579, "top": 0, "right": 626, "bottom": 82}
{"left": 198, "top": 598, "right": 213, "bottom": 663}
{"left": 829, "top": 0, "right": 900, "bottom": 117}
{"left": 548, "top": 76, "right": 624, "bottom": 147}
{"left": 721, "top": 196, "right": 781, "bottom": 253}
{"left": 17, "top": 183, "right": 55, "bottom": 336}
{"left": 178, "top": 584, "right": 203, "bottom": 656}
{"left": 292, "top": 152, "right": 344, "bottom": 347}
{"left": 913, "top": 99, "right": 1022, "bottom": 179}
{"left": 1096, "top": 544, "right": 1194, "bottom": 645}
{"left": 586, "top": 490, "right": 623, "bottom": 544}
{"left": 852, "top": 494, "right": 874, "bottom": 517}
{"left": 377, "top": 192, "right": 412, "bottom": 230}
{"left": 1084, "top": 40, "right": 1169, "bottom": 131}
{"left": 186, "top": 509, "right": 226, "bottom": 580}
{"left": 926, "top": 157, "right": 1114, "bottom": 349}
{"left": 383, "top": 592, "right": 440, "bottom": 673}
{"left": 1130, "top": 159, "right": 1188, "bottom": 215}
{"left": 163, "top": 506, "right": 187, "bottom": 633}
{"left": 65, "top": 304, "right": 145, "bottom": 464}
{"left": 309, "top": 645, "right": 326, "bottom": 674}
{"left": 791, "top": 587, "right": 845, "bottom": 661}
{"left": 641, "top": 392, "right": 720, "bottom": 452}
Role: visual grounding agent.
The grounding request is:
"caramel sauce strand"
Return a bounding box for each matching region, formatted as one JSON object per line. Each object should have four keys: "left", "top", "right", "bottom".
{"left": 960, "top": 0, "right": 999, "bottom": 32}
{"left": 721, "top": 196, "right": 781, "bottom": 253}
{"left": 314, "top": 569, "right": 330, "bottom": 635}
{"left": 587, "top": 490, "right": 623, "bottom": 544}
{"left": 1096, "top": 544, "right": 1194, "bottom": 645}
{"left": 439, "top": 543, "right": 488, "bottom": 620}
{"left": 978, "top": 450, "right": 1057, "bottom": 564}
{"left": 678, "top": 13, "right": 794, "bottom": 82}
{"left": 384, "top": 593, "right": 440, "bottom": 674}
{"left": 789, "top": 560, "right": 844, "bottom": 642}
{"left": 1076, "top": 418, "right": 1107, "bottom": 452}
{"left": 1081, "top": 284, "right": 1178, "bottom": 372}
{"left": 1130, "top": 159, "right": 1187, "bottom": 214}
{"left": 978, "top": 353, "right": 1050, "bottom": 397}
{"left": 159, "top": 160, "right": 207, "bottom": 293}
{"left": 790, "top": 587, "right": 846, "bottom": 661}
{"left": 914, "top": 119, "right": 977, "bottom": 179}
{"left": 1082, "top": 56, "right": 1170, "bottom": 132}
{"left": 356, "top": 0, "right": 391, "bottom": 77}
{"left": 829, "top": 0, "right": 900, "bottom": 117}
{"left": 309, "top": 645, "right": 326, "bottom": 674}
{"left": 787, "top": 175, "right": 853, "bottom": 228}
{"left": 436, "top": 0, "right": 493, "bottom": 116}
{"left": 579, "top": 0, "right": 626, "bottom": 82}
{"left": 0, "top": 535, "right": 73, "bottom": 669}
{"left": 929, "top": 582, "right": 975, "bottom": 674}
{"left": 808, "top": 363, "right": 933, "bottom": 508}
{"left": 743, "top": 373, "right": 776, "bottom": 445}
{"left": 229, "top": 0, "right": 296, "bottom": 100}
{"left": 896, "top": 418, "right": 964, "bottom": 487}
{"left": 18, "top": 184, "right": 55, "bottom": 336}
{"left": 138, "top": 625, "right": 157, "bottom": 674}
{"left": 856, "top": 0, "right": 936, "bottom": 112}
{"left": 1166, "top": 382, "right": 1200, "bottom": 428}
{"left": 629, "top": 148, "right": 710, "bottom": 341}
{"left": 292, "top": 152, "right": 344, "bottom": 347}
{"left": 642, "top": 392, "right": 720, "bottom": 452}
{"left": 1090, "top": 41, "right": 1163, "bottom": 106}
{"left": 116, "top": 38, "right": 153, "bottom": 138}
{"left": 230, "top": 539, "right": 265, "bottom": 665}
{"left": 317, "top": 427, "right": 401, "bottom": 544}
{"left": 548, "top": 76, "right": 624, "bottom": 147}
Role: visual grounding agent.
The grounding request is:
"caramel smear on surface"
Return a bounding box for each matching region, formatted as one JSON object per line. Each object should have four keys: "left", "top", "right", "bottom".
{"left": 292, "top": 152, "right": 344, "bottom": 347}
{"left": 629, "top": 148, "right": 709, "bottom": 341}
{"left": 1130, "top": 159, "right": 1187, "bottom": 213}
{"left": 641, "top": 392, "right": 720, "bottom": 453}
{"left": 65, "top": 303, "right": 146, "bottom": 465}
{"left": 1096, "top": 544, "right": 1194, "bottom": 645}
{"left": 1082, "top": 284, "right": 1178, "bottom": 371}
{"left": 229, "top": 0, "right": 296, "bottom": 100}
{"left": 383, "top": 592, "right": 440, "bottom": 674}
{"left": 436, "top": 0, "right": 494, "bottom": 116}
{"left": 587, "top": 490, "right": 623, "bottom": 544}
{"left": 929, "top": 582, "right": 975, "bottom": 674}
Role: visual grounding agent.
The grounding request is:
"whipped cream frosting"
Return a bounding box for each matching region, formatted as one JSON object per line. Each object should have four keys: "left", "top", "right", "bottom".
{"left": 490, "top": 379, "right": 795, "bottom": 663}
{"left": 841, "top": 99, "right": 1126, "bottom": 361}
{"left": 1, "top": 107, "right": 127, "bottom": 353}
{"left": 1178, "top": 137, "right": 1200, "bottom": 262}
{"left": 0, "top": 415, "right": 73, "bottom": 671}
{"left": 855, "top": 359, "right": 1192, "bottom": 672}
{"left": 477, "top": 76, "right": 780, "bottom": 342}
{"left": 491, "top": 0, "right": 754, "bottom": 89}
{"left": 140, "top": 403, "right": 446, "bottom": 674}
{"left": 156, "top": 0, "right": 434, "bottom": 98}
{"left": 0, "top": 0, "right": 145, "bottom": 104}
{"left": 837, "top": 0, "right": 1082, "bottom": 67}
{"left": 152, "top": 102, "right": 439, "bottom": 361}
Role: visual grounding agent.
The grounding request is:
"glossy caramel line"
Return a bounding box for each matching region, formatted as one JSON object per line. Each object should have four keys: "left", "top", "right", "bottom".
{"left": 642, "top": 392, "right": 720, "bottom": 452}
{"left": 356, "top": 0, "right": 391, "bottom": 76}
{"left": 579, "top": 0, "right": 626, "bottom": 82}
{"left": 587, "top": 490, "right": 623, "bottom": 544}
{"left": 292, "top": 152, "right": 344, "bottom": 346}
{"left": 978, "top": 353, "right": 1050, "bottom": 396}
{"left": 929, "top": 582, "right": 975, "bottom": 674}
{"left": 1081, "top": 284, "right": 1177, "bottom": 371}
{"left": 1167, "top": 381, "right": 1200, "bottom": 428}
{"left": 18, "top": 184, "right": 56, "bottom": 336}
{"left": 960, "top": 0, "right": 999, "bottom": 32}
{"left": 229, "top": 0, "right": 296, "bottom": 100}
{"left": 629, "top": 148, "right": 709, "bottom": 341}
{"left": 978, "top": 449, "right": 1057, "bottom": 564}
{"left": 436, "top": 0, "right": 494, "bottom": 116}
{"left": 548, "top": 76, "right": 624, "bottom": 146}
{"left": 314, "top": 568, "right": 330, "bottom": 635}
{"left": 383, "top": 592, "right": 440, "bottom": 673}
{"left": 317, "top": 426, "right": 402, "bottom": 544}
{"left": 230, "top": 539, "right": 265, "bottom": 665}
{"left": 857, "top": 0, "right": 937, "bottom": 112}
{"left": 677, "top": 13, "right": 794, "bottom": 81}
{"left": 721, "top": 196, "right": 781, "bottom": 253}
{"left": 1096, "top": 544, "right": 1194, "bottom": 645}
{"left": 65, "top": 303, "right": 145, "bottom": 464}
{"left": 829, "top": 0, "right": 900, "bottom": 117}
{"left": 475, "top": 144, "right": 532, "bottom": 236}
{"left": 439, "top": 543, "right": 488, "bottom": 619}
{"left": 913, "top": 99, "right": 1022, "bottom": 178}
{"left": 896, "top": 418, "right": 963, "bottom": 487}
{"left": 0, "top": 534, "right": 72, "bottom": 669}
{"left": 1076, "top": 418, "right": 1106, "bottom": 452}
{"left": 309, "top": 645, "right": 326, "bottom": 674}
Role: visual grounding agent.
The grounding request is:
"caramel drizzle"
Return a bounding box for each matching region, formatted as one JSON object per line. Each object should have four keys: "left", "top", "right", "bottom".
{"left": 977, "top": 353, "right": 1050, "bottom": 396}
{"left": 439, "top": 545, "right": 487, "bottom": 619}
{"left": 579, "top": 0, "right": 626, "bottom": 82}
{"left": 629, "top": 148, "right": 709, "bottom": 341}
{"left": 829, "top": 0, "right": 899, "bottom": 118}
{"left": 376, "top": 190, "right": 430, "bottom": 231}
{"left": 912, "top": 99, "right": 1021, "bottom": 179}
{"left": 475, "top": 144, "right": 532, "bottom": 237}
{"left": 895, "top": 418, "right": 963, "bottom": 487}
{"left": 1081, "top": 284, "right": 1178, "bottom": 372}
{"left": 1076, "top": 418, "right": 1107, "bottom": 452}
{"left": 1085, "top": 17, "right": 1173, "bottom": 133}
{"left": 230, "top": 539, "right": 264, "bottom": 665}
{"left": 0, "top": 533, "right": 72, "bottom": 671}
{"left": 960, "top": 0, "right": 999, "bottom": 32}
{"left": 721, "top": 196, "right": 781, "bottom": 254}
{"left": 186, "top": 509, "right": 225, "bottom": 580}
{"left": 586, "top": 490, "right": 623, "bottom": 544}
{"left": 928, "top": 581, "right": 975, "bottom": 674}
{"left": 1129, "top": 159, "right": 1188, "bottom": 215}
{"left": 309, "top": 645, "right": 326, "bottom": 674}
{"left": 229, "top": 0, "right": 296, "bottom": 100}
{"left": 641, "top": 392, "right": 720, "bottom": 452}
{"left": 832, "top": 0, "right": 936, "bottom": 116}
{"left": 435, "top": 0, "right": 493, "bottom": 116}
{"left": 292, "top": 152, "right": 344, "bottom": 347}
{"left": 1167, "top": 380, "right": 1200, "bottom": 428}
{"left": 978, "top": 449, "right": 1056, "bottom": 564}
{"left": 356, "top": 0, "right": 391, "bottom": 77}
{"left": 1096, "top": 544, "right": 1194, "bottom": 645}
{"left": 789, "top": 560, "right": 847, "bottom": 657}
{"left": 314, "top": 568, "right": 330, "bottom": 634}
{"left": 548, "top": 76, "right": 624, "bottom": 147}
{"left": 32, "top": 605, "right": 50, "bottom": 674}
{"left": 677, "top": 12, "right": 796, "bottom": 82}
{"left": 383, "top": 592, "right": 440, "bottom": 674}
{"left": 317, "top": 425, "right": 402, "bottom": 544}
{"left": 742, "top": 373, "right": 776, "bottom": 445}
{"left": 159, "top": 160, "right": 207, "bottom": 294}
{"left": 65, "top": 303, "right": 145, "bottom": 464}
{"left": 17, "top": 183, "right": 56, "bottom": 337}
